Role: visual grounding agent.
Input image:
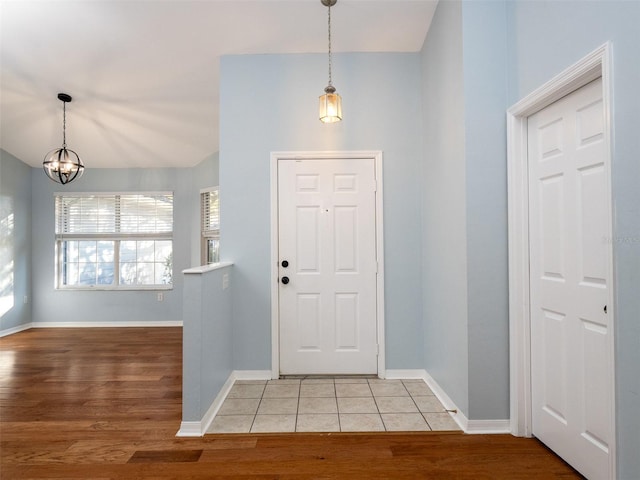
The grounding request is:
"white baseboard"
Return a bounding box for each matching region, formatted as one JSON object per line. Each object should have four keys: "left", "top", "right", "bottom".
{"left": 198, "top": 373, "right": 237, "bottom": 435}
{"left": 232, "top": 370, "right": 272, "bottom": 380}
{"left": 418, "top": 370, "right": 468, "bottom": 432}
{"left": 176, "top": 370, "right": 272, "bottom": 437}
{"left": 388, "top": 369, "right": 510, "bottom": 435}
{"left": 385, "top": 369, "right": 428, "bottom": 380}
{"left": 175, "top": 421, "right": 202, "bottom": 437}
{"left": 1, "top": 321, "right": 182, "bottom": 337}
{"left": 0, "top": 322, "right": 33, "bottom": 338}
{"left": 176, "top": 373, "right": 236, "bottom": 437}
{"left": 31, "top": 321, "right": 183, "bottom": 328}
{"left": 465, "top": 419, "right": 511, "bottom": 434}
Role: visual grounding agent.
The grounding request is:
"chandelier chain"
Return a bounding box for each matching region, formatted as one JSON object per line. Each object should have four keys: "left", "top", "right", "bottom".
{"left": 327, "top": 2, "right": 332, "bottom": 87}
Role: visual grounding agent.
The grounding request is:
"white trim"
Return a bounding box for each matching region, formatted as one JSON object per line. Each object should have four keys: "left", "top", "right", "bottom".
{"left": 384, "top": 369, "right": 426, "bottom": 380}
{"left": 0, "top": 322, "right": 33, "bottom": 337}
{"left": 507, "top": 105, "right": 533, "bottom": 438}
{"left": 175, "top": 422, "right": 202, "bottom": 437}
{"left": 30, "top": 321, "right": 183, "bottom": 328}
{"left": 507, "top": 49, "right": 604, "bottom": 118}
{"left": 232, "top": 370, "right": 273, "bottom": 381}
{"left": 197, "top": 372, "right": 237, "bottom": 436}
{"left": 507, "top": 43, "right": 615, "bottom": 479}
{"left": 465, "top": 419, "right": 511, "bottom": 435}
{"left": 387, "top": 369, "right": 509, "bottom": 434}
{"left": 270, "top": 151, "right": 385, "bottom": 378}
{"left": 270, "top": 155, "right": 280, "bottom": 379}
{"left": 56, "top": 285, "right": 173, "bottom": 292}
{"left": 420, "top": 370, "right": 467, "bottom": 433}
{"left": 176, "top": 371, "right": 233, "bottom": 437}
{"left": 176, "top": 370, "right": 272, "bottom": 437}
{"left": 422, "top": 372, "right": 509, "bottom": 434}
{"left": 373, "top": 152, "right": 386, "bottom": 378}
{"left": 183, "top": 262, "right": 233, "bottom": 275}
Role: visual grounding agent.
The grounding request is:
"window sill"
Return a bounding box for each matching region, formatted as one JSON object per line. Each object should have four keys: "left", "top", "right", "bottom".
{"left": 56, "top": 285, "right": 173, "bottom": 292}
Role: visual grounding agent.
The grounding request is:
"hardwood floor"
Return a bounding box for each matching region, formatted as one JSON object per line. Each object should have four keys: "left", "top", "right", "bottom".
{"left": 0, "top": 327, "right": 582, "bottom": 479}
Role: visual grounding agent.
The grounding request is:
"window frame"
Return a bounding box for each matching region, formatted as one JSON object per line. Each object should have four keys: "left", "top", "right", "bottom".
{"left": 54, "top": 192, "right": 174, "bottom": 291}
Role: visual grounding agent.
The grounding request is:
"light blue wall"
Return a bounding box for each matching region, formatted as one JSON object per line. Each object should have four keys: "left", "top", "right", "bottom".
{"left": 182, "top": 265, "right": 233, "bottom": 422}
{"left": 219, "top": 53, "right": 424, "bottom": 370}
{"left": 462, "top": 0, "right": 509, "bottom": 421}
{"left": 507, "top": 1, "right": 640, "bottom": 476}
{"left": 420, "top": 0, "right": 510, "bottom": 421}
{"left": 30, "top": 167, "right": 195, "bottom": 324}
{"left": 419, "top": 0, "right": 469, "bottom": 416}
{"left": 0, "top": 150, "right": 32, "bottom": 332}
{"left": 192, "top": 152, "right": 219, "bottom": 191}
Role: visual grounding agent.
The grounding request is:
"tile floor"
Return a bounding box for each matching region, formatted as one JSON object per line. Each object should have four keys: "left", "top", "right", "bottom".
{"left": 207, "top": 377, "right": 461, "bottom": 434}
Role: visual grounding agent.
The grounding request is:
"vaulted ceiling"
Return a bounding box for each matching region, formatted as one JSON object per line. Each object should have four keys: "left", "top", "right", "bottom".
{"left": 1, "top": 0, "right": 437, "bottom": 168}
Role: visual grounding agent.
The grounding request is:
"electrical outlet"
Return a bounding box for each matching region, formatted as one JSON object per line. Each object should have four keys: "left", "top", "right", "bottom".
{"left": 222, "top": 273, "right": 229, "bottom": 290}
{"left": 23, "top": 295, "right": 28, "bottom": 304}
{"left": 157, "top": 292, "right": 164, "bottom": 302}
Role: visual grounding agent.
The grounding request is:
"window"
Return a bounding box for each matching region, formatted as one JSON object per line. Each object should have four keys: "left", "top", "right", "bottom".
{"left": 55, "top": 193, "right": 173, "bottom": 289}
{"left": 201, "top": 188, "right": 219, "bottom": 264}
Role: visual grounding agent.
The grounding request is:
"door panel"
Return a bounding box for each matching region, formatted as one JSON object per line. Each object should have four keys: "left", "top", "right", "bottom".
{"left": 335, "top": 293, "right": 358, "bottom": 349}
{"left": 334, "top": 206, "right": 358, "bottom": 272}
{"left": 278, "top": 158, "right": 377, "bottom": 375}
{"left": 529, "top": 78, "right": 611, "bottom": 479}
{"left": 539, "top": 174, "right": 565, "bottom": 280}
{"left": 577, "top": 164, "right": 607, "bottom": 283}
{"left": 541, "top": 308, "right": 567, "bottom": 425}
{"left": 297, "top": 294, "right": 321, "bottom": 350}
{"left": 296, "top": 207, "right": 321, "bottom": 272}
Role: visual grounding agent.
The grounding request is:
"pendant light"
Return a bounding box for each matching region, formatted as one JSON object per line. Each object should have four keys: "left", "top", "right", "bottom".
{"left": 319, "top": 0, "right": 342, "bottom": 123}
{"left": 43, "top": 93, "right": 85, "bottom": 184}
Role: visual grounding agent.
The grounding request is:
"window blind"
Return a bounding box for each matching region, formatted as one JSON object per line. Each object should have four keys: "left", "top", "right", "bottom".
{"left": 201, "top": 189, "right": 219, "bottom": 238}
{"left": 55, "top": 193, "right": 173, "bottom": 238}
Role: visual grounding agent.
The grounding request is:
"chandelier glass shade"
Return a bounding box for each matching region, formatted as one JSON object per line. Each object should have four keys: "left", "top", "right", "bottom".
{"left": 43, "top": 93, "right": 84, "bottom": 185}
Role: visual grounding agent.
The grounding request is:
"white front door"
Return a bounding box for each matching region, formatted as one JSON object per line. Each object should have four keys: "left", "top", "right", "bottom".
{"left": 528, "top": 77, "right": 613, "bottom": 479}
{"left": 277, "top": 158, "right": 378, "bottom": 375}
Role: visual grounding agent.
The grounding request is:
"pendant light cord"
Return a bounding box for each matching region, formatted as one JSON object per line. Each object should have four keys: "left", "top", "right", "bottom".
{"left": 327, "top": 2, "right": 332, "bottom": 87}
{"left": 62, "top": 101, "right": 67, "bottom": 148}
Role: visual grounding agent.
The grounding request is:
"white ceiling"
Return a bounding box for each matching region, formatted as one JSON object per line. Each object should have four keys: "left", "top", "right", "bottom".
{"left": 0, "top": 0, "right": 437, "bottom": 169}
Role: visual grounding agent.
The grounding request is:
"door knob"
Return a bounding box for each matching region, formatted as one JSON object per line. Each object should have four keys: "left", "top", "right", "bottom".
{"left": 281, "top": 260, "right": 289, "bottom": 268}
{"left": 281, "top": 276, "right": 290, "bottom": 284}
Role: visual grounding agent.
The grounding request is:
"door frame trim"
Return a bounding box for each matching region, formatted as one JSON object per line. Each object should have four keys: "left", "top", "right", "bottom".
{"left": 269, "top": 151, "right": 385, "bottom": 378}
{"left": 507, "top": 43, "right": 615, "bottom": 478}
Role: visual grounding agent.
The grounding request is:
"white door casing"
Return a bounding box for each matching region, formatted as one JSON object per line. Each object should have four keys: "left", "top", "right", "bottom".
{"left": 528, "top": 78, "right": 612, "bottom": 480}
{"left": 270, "top": 151, "right": 385, "bottom": 377}
{"left": 507, "top": 43, "right": 615, "bottom": 480}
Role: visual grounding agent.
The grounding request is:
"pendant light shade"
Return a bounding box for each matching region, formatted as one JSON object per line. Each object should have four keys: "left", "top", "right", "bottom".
{"left": 319, "top": 0, "right": 342, "bottom": 123}
{"left": 319, "top": 85, "right": 342, "bottom": 123}
{"left": 43, "top": 93, "right": 84, "bottom": 184}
